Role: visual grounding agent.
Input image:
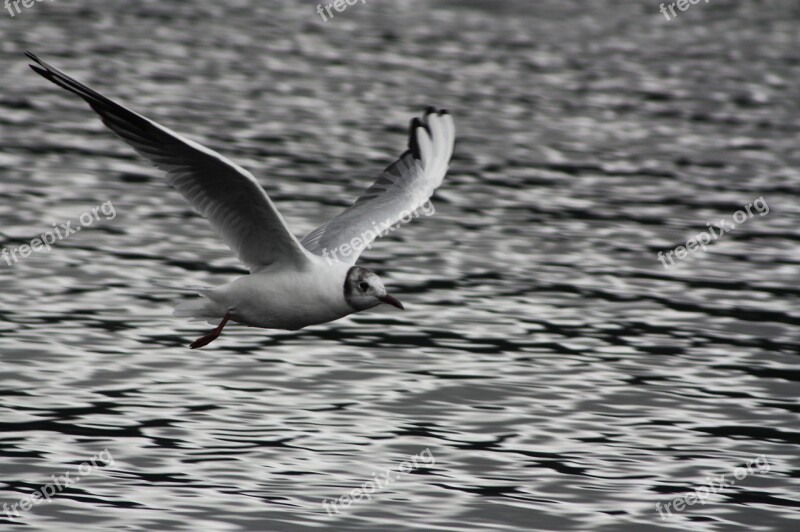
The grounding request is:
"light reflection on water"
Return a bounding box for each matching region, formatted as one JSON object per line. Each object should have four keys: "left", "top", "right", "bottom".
{"left": 0, "top": 0, "right": 799, "bottom": 530}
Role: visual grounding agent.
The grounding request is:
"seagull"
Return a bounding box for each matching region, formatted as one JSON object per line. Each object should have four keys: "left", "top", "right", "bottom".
{"left": 26, "top": 52, "right": 455, "bottom": 348}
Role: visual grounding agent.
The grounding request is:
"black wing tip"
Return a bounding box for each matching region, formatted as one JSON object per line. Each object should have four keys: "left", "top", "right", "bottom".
{"left": 25, "top": 51, "right": 45, "bottom": 72}
{"left": 408, "top": 108, "right": 453, "bottom": 159}
{"left": 424, "top": 106, "right": 450, "bottom": 117}
{"left": 25, "top": 52, "right": 58, "bottom": 81}
{"left": 408, "top": 117, "right": 423, "bottom": 159}
{"left": 25, "top": 51, "right": 48, "bottom": 71}
{"left": 410, "top": 107, "right": 454, "bottom": 159}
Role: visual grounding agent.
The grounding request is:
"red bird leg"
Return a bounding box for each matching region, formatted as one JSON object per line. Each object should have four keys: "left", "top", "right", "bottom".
{"left": 189, "top": 312, "right": 232, "bottom": 349}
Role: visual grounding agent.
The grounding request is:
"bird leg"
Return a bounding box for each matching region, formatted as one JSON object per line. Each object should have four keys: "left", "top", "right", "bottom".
{"left": 189, "top": 312, "right": 231, "bottom": 349}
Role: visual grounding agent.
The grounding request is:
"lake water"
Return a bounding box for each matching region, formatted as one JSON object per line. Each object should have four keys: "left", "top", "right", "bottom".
{"left": 0, "top": 0, "right": 799, "bottom": 530}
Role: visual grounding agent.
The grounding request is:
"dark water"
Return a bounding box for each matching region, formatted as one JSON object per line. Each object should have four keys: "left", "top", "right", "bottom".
{"left": 1, "top": 0, "right": 799, "bottom": 530}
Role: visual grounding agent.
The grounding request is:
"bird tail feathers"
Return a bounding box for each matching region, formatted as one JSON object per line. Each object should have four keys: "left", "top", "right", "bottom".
{"left": 173, "top": 291, "right": 224, "bottom": 322}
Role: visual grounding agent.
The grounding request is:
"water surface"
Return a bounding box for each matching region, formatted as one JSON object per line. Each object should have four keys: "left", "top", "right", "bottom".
{"left": 0, "top": 0, "right": 799, "bottom": 530}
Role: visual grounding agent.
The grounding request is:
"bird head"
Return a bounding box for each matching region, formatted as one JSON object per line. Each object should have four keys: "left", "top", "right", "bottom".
{"left": 344, "top": 266, "right": 404, "bottom": 312}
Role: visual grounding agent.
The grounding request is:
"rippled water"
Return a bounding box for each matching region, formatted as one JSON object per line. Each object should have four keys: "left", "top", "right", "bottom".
{"left": 1, "top": 0, "right": 799, "bottom": 530}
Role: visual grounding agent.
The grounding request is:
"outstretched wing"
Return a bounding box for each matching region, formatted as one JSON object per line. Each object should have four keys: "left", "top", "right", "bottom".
{"left": 300, "top": 108, "right": 455, "bottom": 264}
{"left": 26, "top": 52, "right": 312, "bottom": 273}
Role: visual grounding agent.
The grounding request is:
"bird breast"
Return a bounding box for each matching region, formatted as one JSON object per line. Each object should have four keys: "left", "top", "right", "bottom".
{"left": 213, "top": 261, "right": 353, "bottom": 330}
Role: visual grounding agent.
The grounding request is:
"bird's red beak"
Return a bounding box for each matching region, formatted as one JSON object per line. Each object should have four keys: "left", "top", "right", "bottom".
{"left": 379, "top": 294, "right": 404, "bottom": 310}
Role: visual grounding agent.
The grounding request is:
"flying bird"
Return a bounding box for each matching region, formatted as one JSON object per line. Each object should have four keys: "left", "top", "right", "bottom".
{"left": 26, "top": 52, "right": 455, "bottom": 348}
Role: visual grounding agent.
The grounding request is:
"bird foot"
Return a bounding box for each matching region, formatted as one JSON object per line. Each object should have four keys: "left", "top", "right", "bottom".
{"left": 189, "top": 331, "right": 221, "bottom": 349}
{"left": 189, "top": 312, "right": 231, "bottom": 349}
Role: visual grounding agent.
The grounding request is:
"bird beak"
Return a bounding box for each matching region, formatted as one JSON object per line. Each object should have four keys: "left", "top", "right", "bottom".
{"left": 379, "top": 294, "right": 404, "bottom": 310}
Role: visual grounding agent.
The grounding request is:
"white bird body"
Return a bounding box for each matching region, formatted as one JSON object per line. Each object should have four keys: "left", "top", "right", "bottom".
{"left": 192, "top": 259, "right": 354, "bottom": 330}
{"left": 26, "top": 52, "right": 455, "bottom": 347}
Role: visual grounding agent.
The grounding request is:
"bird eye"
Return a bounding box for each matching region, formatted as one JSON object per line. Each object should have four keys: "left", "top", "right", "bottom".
{"left": 359, "top": 282, "right": 369, "bottom": 291}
